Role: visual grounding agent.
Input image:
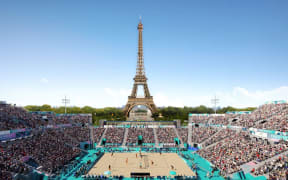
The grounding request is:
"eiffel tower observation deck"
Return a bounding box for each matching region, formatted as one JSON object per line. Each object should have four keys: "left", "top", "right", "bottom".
{"left": 123, "top": 19, "right": 157, "bottom": 120}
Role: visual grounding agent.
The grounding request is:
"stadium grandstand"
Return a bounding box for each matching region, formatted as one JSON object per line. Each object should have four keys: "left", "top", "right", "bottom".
{"left": 1, "top": 100, "right": 288, "bottom": 179}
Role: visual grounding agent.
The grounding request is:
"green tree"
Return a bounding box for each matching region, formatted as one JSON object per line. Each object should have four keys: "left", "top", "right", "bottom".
{"left": 24, "top": 104, "right": 257, "bottom": 124}
{"left": 41, "top": 104, "right": 52, "bottom": 111}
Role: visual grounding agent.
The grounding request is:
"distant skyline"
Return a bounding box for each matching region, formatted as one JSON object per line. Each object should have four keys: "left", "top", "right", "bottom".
{"left": 1, "top": 0, "right": 288, "bottom": 108}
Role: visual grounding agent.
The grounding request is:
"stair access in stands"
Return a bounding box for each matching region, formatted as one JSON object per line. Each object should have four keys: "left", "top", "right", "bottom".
{"left": 89, "top": 125, "right": 94, "bottom": 147}
{"left": 203, "top": 134, "right": 230, "bottom": 149}
{"left": 188, "top": 120, "right": 192, "bottom": 146}
{"left": 200, "top": 128, "right": 223, "bottom": 148}
{"left": 153, "top": 128, "right": 159, "bottom": 148}
{"left": 97, "top": 128, "right": 107, "bottom": 147}
{"left": 122, "top": 128, "right": 129, "bottom": 147}
{"left": 173, "top": 127, "right": 184, "bottom": 148}
{"left": 55, "top": 128, "right": 79, "bottom": 147}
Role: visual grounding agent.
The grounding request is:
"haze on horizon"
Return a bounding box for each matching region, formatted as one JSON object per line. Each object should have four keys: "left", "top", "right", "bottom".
{"left": 0, "top": 0, "right": 288, "bottom": 108}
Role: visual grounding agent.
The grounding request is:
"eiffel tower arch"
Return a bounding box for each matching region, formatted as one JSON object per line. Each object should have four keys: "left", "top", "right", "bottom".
{"left": 123, "top": 20, "right": 157, "bottom": 119}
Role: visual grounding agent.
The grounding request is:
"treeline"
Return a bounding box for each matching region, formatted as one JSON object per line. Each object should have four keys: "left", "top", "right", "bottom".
{"left": 24, "top": 105, "right": 125, "bottom": 124}
{"left": 154, "top": 106, "right": 256, "bottom": 122}
{"left": 24, "top": 104, "right": 256, "bottom": 124}
{"left": 216, "top": 106, "right": 257, "bottom": 114}
{"left": 157, "top": 106, "right": 214, "bottom": 121}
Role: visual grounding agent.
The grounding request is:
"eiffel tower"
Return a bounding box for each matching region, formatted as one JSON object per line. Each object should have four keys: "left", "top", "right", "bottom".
{"left": 123, "top": 20, "right": 157, "bottom": 118}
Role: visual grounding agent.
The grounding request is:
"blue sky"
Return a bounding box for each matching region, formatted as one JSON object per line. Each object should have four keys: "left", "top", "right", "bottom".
{"left": 0, "top": 0, "right": 288, "bottom": 108}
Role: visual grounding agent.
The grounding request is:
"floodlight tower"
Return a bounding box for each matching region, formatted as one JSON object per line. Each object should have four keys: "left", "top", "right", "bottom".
{"left": 62, "top": 96, "right": 70, "bottom": 114}
{"left": 211, "top": 95, "right": 219, "bottom": 114}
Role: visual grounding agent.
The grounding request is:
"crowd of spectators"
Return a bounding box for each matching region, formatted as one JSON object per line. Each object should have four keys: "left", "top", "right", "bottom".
{"left": 191, "top": 127, "right": 217, "bottom": 143}
{"left": 176, "top": 127, "right": 218, "bottom": 144}
{"left": 0, "top": 103, "right": 91, "bottom": 131}
{"left": 253, "top": 103, "right": 288, "bottom": 122}
{"left": 0, "top": 144, "right": 31, "bottom": 180}
{"left": 0, "top": 170, "right": 13, "bottom": 180}
{"left": 92, "top": 128, "right": 105, "bottom": 144}
{"left": 156, "top": 128, "right": 177, "bottom": 143}
{"left": 190, "top": 116, "right": 211, "bottom": 124}
{"left": 209, "top": 116, "right": 230, "bottom": 125}
{"left": 61, "top": 127, "right": 106, "bottom": 145}
{"left": 252, "top": 154, "right": 288, "bottom": 179}
{"left": 198, "top": 130, "right": 288, "bottom": 175}
{"left": 189, "top": 103, "right": 288, "bottom": 132}
{"left": 126, "top": 128, "right": 155, "bottom": 145}
{"left": 177, "top": 127, "right": 219, "bottom": 144}
{"left": 55, "top": 115, "right": 90, "bottom": 125}
{"left": 230, "top": 114, "right": 253, "bottom": 127}
{"left": 30, "top": 112, "right": 55, "bottom": 124}
{"left": 0, "top": 103, "right": 40, "bottom": 130}
{"left": 230, "top": 103, "right": 288, "bottom": 131}
{"left": 63, "top": 127, "right": 90, "bottom": 143}
{"left": 0, "top": 129, "right": 81, "bottom": 177}
{"left": 177, "top": 128, "right": 188, "bottom": 143}
{"left": 54, "top": 116, "right": 71, "bottom": 124}
{"left": 190, "top": 115, "right": 230, "bottom": 125}
{"left": 255, "top": 105, "right": 288, "bottom": 131}
{"left": 69, "top": 115, "right": 90, "bottom": 124}
{"left": 2, "top": 101, "right": 288, "bottom": 179}
{"left": 103, "top": 128, "right": 125, "bottom": 145}
{"left": 203, "top": 129, "right": 237, "bottom": 147}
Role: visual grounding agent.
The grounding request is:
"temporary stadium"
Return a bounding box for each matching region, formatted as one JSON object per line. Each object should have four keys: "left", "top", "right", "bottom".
{"left": 1, "top": 100, "right": 288, "bottom": 180}
{"left": 1, "top": 21, "right": 288, "bottom": 180}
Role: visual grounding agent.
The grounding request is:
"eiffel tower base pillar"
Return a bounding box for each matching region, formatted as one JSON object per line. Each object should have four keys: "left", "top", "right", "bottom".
{"left": 124, "top": 97, "right": 157, "bottom": 120}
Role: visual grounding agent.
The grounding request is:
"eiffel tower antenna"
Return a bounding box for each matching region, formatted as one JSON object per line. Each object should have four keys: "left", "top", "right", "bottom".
{"left": 136, "top": 18, "right": 144, "bottom": 76}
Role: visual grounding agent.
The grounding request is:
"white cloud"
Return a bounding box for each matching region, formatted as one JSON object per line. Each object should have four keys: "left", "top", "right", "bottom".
{"left": 154, "top": 92, "right": 185, "bottom": 107}
{"left": 103, "top": 88, "right": 131, "bottom": 107}
{"left": 104, "top": 88, "right": 130, "bottom": 97}
{"left": 104, "top": 88, "right": 116, "bottom": 97}
{"left": 1, "top": 85, "right": 288, "bottom": 109}
{"left": 40, "top": 78, "right": 49, "bottom": 84}
{"left": 153, "top": 86, "right": 288, "bottom": 108}
{"left": 217, "top": 86, "right": 288, "bottom": 108}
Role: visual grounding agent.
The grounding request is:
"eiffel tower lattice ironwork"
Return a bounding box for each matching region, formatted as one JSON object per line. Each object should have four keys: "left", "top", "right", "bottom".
{"left": 123, "top": 20, "right": 157, "bottom": 118}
